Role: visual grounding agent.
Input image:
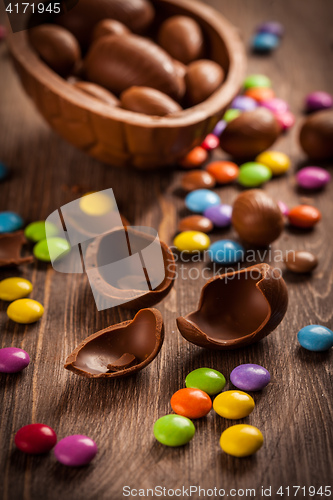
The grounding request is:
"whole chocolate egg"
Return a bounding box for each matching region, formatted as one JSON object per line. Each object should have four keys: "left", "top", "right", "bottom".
{"left": 158, "top": 16, "right": 204, "bottom": 64}
{"left": 232, "top": 190, "right": 284, "bottom": 246}
{"left": 74, "top": 81, "right": 120, "bottom": 106}
{"left": 299, "top": 109, "right": 333, "bottom": 160}
{"left": 84, "top": 34, "right": 184, "bottom": 100}
{"left": 92, "top": 19, "right": 130, "bottom": 42}
{"left": 220, "top": 108, "right": 281, "bottom": 158}
{"left": 29, "top": 24, "right": 81, "bottom": 77}
{"left": 120, "top": 86, "right": 182, "bottom": 116}
{"left": 185, "top": 60, "right": 225, "bottom": 106}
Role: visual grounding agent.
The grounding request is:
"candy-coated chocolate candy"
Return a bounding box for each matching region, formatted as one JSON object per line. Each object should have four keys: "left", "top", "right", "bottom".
{"left": 24, "top": 221, "right": 58, "bottom": 242}
{"left": 173, "top": 231, "right": 210, "bottom": 253}
{"left": 220, "top": 424, "right": 264, "bottom": 457}
{"left": 170, "top": 388, "right": 212, "bottom": 419}
{"left": 256, "top": 151, "right": 290, "bottom": 176}
{"left": 212, "top": 120, "right": 227, "bottom": 137}
{"left": 252, "top": 32, "right": 279, "bottom": 52}
{"left": 7, "top": 299, "right": 44, "bottom": 324}
{"left": 206, "top": 161, "right": 239, "bottom": 184}
{"left": 153, "top": 414, "right": 195, "bottom": 446}
{"left": 181, "top": 170, "right": 216, "bottom": 192}
{"left": 275, "top": 110, "right": 295, "bottom": 130}
{"left": 231, "top": 95, "right": 257, "bottom": 112}
{"left": 305, "top": 91, "right": 333, "bottom": 112}
{"left": 208, "top": 240, "right": 244, "bottom": 264}
{"left": 0, "top": 347, "right": 30, "bottom": 373}
{"left": 0, "top": 212, "right": 23, "bottom": 233}
{"left": 213, "top": 390, "right": 255, "bottom": 419}
{"left": 79, "top": 191, "right": 114, "bottom": 216}
{"left": 256, "top": 21, "right": 284, "bottom": 38}
{"left": 185, "top": 367, "right": 226, "bottom": 395}
{"left": 278, "top": 201, "right": 289, "bottom": 217}
{"left": 262, "top": 98, "right": 288, "bottom": 115}
{"left": 204, "top": 204, "right": 232, "bottom": 228}
{"left": 0, "top": 277, "right": 33, "bottom": 301}
{"left": 179, "top": 147, "right": 208, "bottom": 168}
{"left": 178, "top": 215, "right": 213, "bottom": 234}
{"left": 0, "top": 161, "right": 8, "bottom": 181}
{"left": 297, "top": 325, "right": 333, "bottom": 352}
{"left": 285, "top": 250, "right": 318, "bottom": 273}
{"left": 238, "top": 162, "right": 272, "bottom": 187}
{"left": 244, "top": 87, "right": 275, "bottom": 103}
{"left": 15, "top": 424, "right": 57, "bottom": 454}
{"left": 243, "top": 74, "right": 271, "bottom": 90}
{"left": 230, "top": 364, "right": 270, "bottom": 391}
{"left": 54, "top": 435, "right": 98, "bottom": 466}
{"left": 185, "top": 189, "right": 221, "bottom": 213}
{"left": 288, "top": 205, "right": 321, "bottom": 228}
{"left": 33, "top": 237, "right": 71, "bottom": 262}
{"left": 201, "top": 134, "right": 220, "bottom": 151}
{"left": 296, "top": 166, "right": 331, "bottom": 190}
{"left": 223, "top": 109, "right": 241, "bottom": 122}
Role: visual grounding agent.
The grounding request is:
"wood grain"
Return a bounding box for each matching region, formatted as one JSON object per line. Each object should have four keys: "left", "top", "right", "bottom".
{"left": 1, "top": 1, "right": 332, "bottom": 499}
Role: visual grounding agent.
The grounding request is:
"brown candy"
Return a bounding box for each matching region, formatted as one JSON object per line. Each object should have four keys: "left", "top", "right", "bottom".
{"left": 181, "top": 170, "right": 216, "bottom": 191}
{"left": 299, "top": 109, "right": 333, "bottom": 160}
{"left": 29, "top": 24, "right": 81, "bottom": 77}
{"left": 177, "top": 264, "right": 288, "bottom": 350}
{"left": 0, "top": 232, "right": 34, "bottom": 267}
{"left": 91, "top": 19, "right": 130, "bottom": 42}
{"left": 220, "top": 108, "right": 281, "bottom": 158}
{"left": 178, "top": 215, "right": 213, "bottom": 233}
{"left": 64, "top": 308, "right": 164, "bottom": 378}
{"left": 158, "top": 16, "right": 204, "bottom": 65}
{"left": 185, "top": 60, "right": 225, "bottom": 106}
{"left": 285, "top": 251, "right": 318, "bottom": 273}
{"left": 232, "top": 190, "right": 284, "bottom": 246}
{"left": 120, "top": 86, "right": 182, "bottom": 116}
{"left": 74, "top": 81, "right": 120, "bottom": 106}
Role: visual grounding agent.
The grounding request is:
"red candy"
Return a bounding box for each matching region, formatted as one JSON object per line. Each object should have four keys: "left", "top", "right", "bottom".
{"left": 15, "top": 424, "right": 57, "bottom": 454}
{"left": 201, "top": 134, "right": 220, "bottom": 151}
{"left": 179, "top": 146, "right": 208, "bottom": 168}
{"left": 171, "top": 388, "right": 212, "bottom": 419}
{"left": 288, "top": 205, "right": 321, "bottom": 228}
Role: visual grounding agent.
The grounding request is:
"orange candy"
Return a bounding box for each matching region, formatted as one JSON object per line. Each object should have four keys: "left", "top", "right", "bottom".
{"left": 171, "top": 388, "right": 212, "bottom": 419}
{"left": 206, "top": 161, "right": 239, "bottom": 184}
{"left": 288, "top": 205, "right": 321, "bottom": 228}
{"left": 179, "top": 146, "right": 208, "bottom": 169}
{"left": 244, "top": 87, "right": 275, "bottom": 103}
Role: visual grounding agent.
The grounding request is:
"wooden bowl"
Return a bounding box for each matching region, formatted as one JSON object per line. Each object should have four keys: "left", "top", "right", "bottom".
{"left": 8, "top": 0, "right": 246, "bottom": 170}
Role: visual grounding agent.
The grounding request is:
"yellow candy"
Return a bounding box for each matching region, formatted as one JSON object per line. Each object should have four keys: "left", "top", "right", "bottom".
{"left": 0, "top": 277, "right": 33, "bottom": 301}
{"left": 173, "top": 231, "right": 210, "bottom": 252}
{"left": 7, "top": 299, "right": 44, "bottom": 324}
{"left": 79, "top": 191, "right": 114, "bottom": 216}
{"left": 213, "top": 390, "right": 255, "bottom": 419}
{"left": 220, "top": 424, "right": 263, "bottom": 457}
{"left": 256, "top": 151, "right": 290, "bottom": 176}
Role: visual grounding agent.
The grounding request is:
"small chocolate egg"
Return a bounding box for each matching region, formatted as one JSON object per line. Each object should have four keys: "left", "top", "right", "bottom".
{"left": 158, "top": 16, "right": 203, "bottom": 64}
{"left": 178, "top": 215, "right": 213, "bottom": 234}
{"left": 299, "top": 109, "right": 333, "bottom": 160}
{"left": 29, "top": 24, "right": 81, "bottom": 77}
{"left": 74, "top": 81, "right": 120, "bottom": 106}
{"left": 92, "top": 19, "right": 130, "bottom": 41}
{"left": 285, "top": 251, "right": 318, "bottom": 273}
{"left": 185, "top": 60, "right": 225, "bottom": 106}
{"left": 181, "top": 170, "right": 216, "bottom": 191}
{"left": 120, "top": 86, "right": 182, "bottom": 116}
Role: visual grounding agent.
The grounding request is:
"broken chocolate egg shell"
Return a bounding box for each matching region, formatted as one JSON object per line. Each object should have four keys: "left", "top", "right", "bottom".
{"left": 177, "top": 264, "right": 288, "bottom": 350}
{"left": 0, "top": 232, "right": 34, "bottom": 267}
{"left": 64, "top": 308, "right": 164, "bottom": 378}
{"left": 299, "top": 109, "right": 333, "bottom": 160}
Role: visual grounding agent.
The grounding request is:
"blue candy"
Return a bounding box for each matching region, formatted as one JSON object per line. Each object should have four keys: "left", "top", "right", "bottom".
{"left": 185, "top": 189, "right": 221, "bottom": 214}
{"left": 0, "top": 212, "right": 24, "bottom": 233}
{"left": 297, "top": 325, "right": 333, "bottom": 352}
{"left": 0, "top": 162, "right": 8, "bottom": 181}
{"left": 208, "top": 239, "right": 244, "bottom": 264}
{"left": 252, "top": 32, "right": 280, "bottom": 52}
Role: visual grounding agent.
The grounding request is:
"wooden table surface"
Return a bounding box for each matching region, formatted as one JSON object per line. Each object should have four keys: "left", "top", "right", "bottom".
{"left": 1, "top": 1, "right": 332, "bottom": 499}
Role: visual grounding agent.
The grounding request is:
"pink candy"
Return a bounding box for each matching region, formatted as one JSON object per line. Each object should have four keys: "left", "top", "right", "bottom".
{"left": 275, "top": 110, "right": 295, "bottom": 130}
{"left": 262, "top": 98, "right": 289, "bottom": 115}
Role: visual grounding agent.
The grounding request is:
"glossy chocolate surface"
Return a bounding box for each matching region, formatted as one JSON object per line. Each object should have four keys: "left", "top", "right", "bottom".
{"left": 178, "top": 215, "right": 213, "bottom": 233}
{"left": 74, "top": 81, "right": 120, "bottom": 106}
{"left": 285, "top": 251, "right": 318, "bottom": 273}
{"left": 185, "top": 60, "right": 225, "bottom": 106}
{"left": 0, "top": 232, "right": 34, "bottom": 267}
{"left": 299, "top": 109, "right": 333, "bottom": 160}
{"left": 158, "top": 15, "right": 204, "bottom": 64}
{"left": 120, "top": 86, "right": 182, "bottom": 116}
{"left": 92, "top": 19, "right": 130, "bottom": 41}
{"left": 181, "top": 170, "right": 216, "bottom": 191}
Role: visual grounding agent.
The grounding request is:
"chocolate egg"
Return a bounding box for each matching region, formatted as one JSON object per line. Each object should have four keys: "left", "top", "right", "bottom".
{"left": 185, "top": 60, "right": 225, "bottom": 106}
{"left": 220, "top": 108, "right": 281, "bottom": 158}
{"left": 74, "top": 81, "right": 120, "bottom": 106}
{"left": 92, "top": 19, "right": 130, "bottom": 41}
{"left": 84, "top": 34, "right": 184, "bottom": 100}
{"left": 29, "top": 24, "right": 81, "bottom": 77}
{"left": 232, "top": 190, "right": 284, "bottom": 246}
{"left": 158, "top": 16, "right": 204, "bottom": 64}
{"left": 299, "top": 109, "right": 333, "bottom": 160}
{"left": 177, "top": 264, "right": 288, "bottom": 350}
{"left": 64, "top": 308, "right": 164, "bottom": 378}
{"left": 285, "top": 251, "right": 318, "bottom": 273}
{"left": 120, "top": 86, "right": 182, "bottom": 116}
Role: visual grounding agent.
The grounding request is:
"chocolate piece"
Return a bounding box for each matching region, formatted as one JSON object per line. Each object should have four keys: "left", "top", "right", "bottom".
{"left": 65, "top": 308, "right": 164, "bottom": 378}
{"left": 120, "top": 86, "right": 182, "bottom": 116}
{"left": 181, "top": 170, "right": 216, "bottom": 191}
{"left": 285, "top": 251, "right": 318, "bottom": 273}
{"left": 185, "top": 60, "right": 224, "bottom": 106}
{"left": 177, "top": 263, "right": 288, "bottom": 350}
{"left": 92, "top": 19, "right": 130, "bottom": 42}
{"left": 299, "top": 109, "right": 333, "bottom": 160}
{"left": 232, "top": 190, "right": 284, "bottom": 246}
{"left": 0, "top": 232, "right": 34, "bottom": 267}
{"left": 158, "top": 15, "right": 204, "bottom": 64}
{"left": 178, "top": 215, "right": 213, "bottom": 233}
{"left": 29, "top": 24, "right": 81, "bottom": 77}
{"left": 220, "top": 108, "right": 281, "bottom": 158}
{"left": 74, "top": 81, "right": 120, "bottom": 106}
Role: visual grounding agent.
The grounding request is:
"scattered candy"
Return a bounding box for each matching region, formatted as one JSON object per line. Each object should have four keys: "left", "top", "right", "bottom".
{"left": 153, "top": 414, "right": 195, "bottom": 447}
{"left": 230, "top": 364, "right": 270, "bottom": 391}
{"left": 212, "top": 120, "right": 227, "bottom": 137}
{"left": 178, "top": 215, "right": 213, "bottom": 233}
{"left": 0, "top": 277, "right": 33, "bottom": 301}
{"left": 181, "top": 170, "right": 216, "bottom": 192}
{"left": 179, "top": 147, "right": 208, "bottom": 168}
{"left": 231, "top": 95, "right": 257, "bottom": 112}
{"left": 220, "top": 424, "right": 264, "bottom": 457}
{"left": 206, "top": 161, "right": 239, "bottom": 184}
{"left": 252, "top": 32, "right": 280, "bottom": 52}
{"left": 173, "top": 231, "right": 210, "bottom": 253}
{"left": 185, "top": 189, "right": 220, "bottom": 213}
{"left": 24, "top": 221, "right": 58, "bottom": 242}
{"left": 0, "top": 212, "right": 24, "bottom": 233}
{"left": 256, "top": 21, "right": 284, "bottom": 38}
{"left": 296, "top": 166, "right": 331, "bottom": 190}
{"left": 0, "top": 347, "right": 30, "bottom": 373}
{"left": 238, "top": 162, "right": 272, "bottom": 187}
{"left": 243, "top": 74, "right": 271, "bottom": 90}
{"left": 33, "top": 237, "right": 71, "bottom": 262}
{"left": 256, "top": 151, "right": 290, "bottom": 176}
{"left": 54, "top": 435, "right": 98, "bottom": 466}
{"left": 0, "top": 161, "right": 8, "bottom": 181}
{"left": 262, "top": 98, "right": 288, "bottom": 115}
{"left": 185, "top": 367, "right": 226, "bottom": 396}
{"left": 7, "top": 299, "right": 44, "bottom": 324}
{"left": 170, "top": 388, "right": 212, "bottom": 419}
{"left": 203, "top": 204, "right": 232, "bottom": 228}
{"left": 288, "top": 205, "right": 321, "bottom": 228}
{"left": 305, "top": 91, "right": 333, "bottom": 112}
{"left": 223, "top": 109, "right": 241, "bottom": 122}
{"left": 15, "top": 424, "right": 57, "bottom": 454}
{"left": 213, "top": 390, "right": 255, "bottom": 419}
{"left": 79, "top": 191, "right": 114, "bottom": 216}
{"left": 285, "top": 250, "right": 318, "bottom": 273}
{"left": 201, "top": 133, "right": 220, "bottom": 151}
{"left": 209, "top": 240, "right": 244, "bottom": 264}
{"left": 278, "top": 201, "right": 289, "bottom": 217}
{"left": 275, "top": 110, "right": 295, "bottom": 130}
{"left": 244, "top": 87, "right": 275, "bottom": 103}
{"left": 297, "top": 325, "right": 333, "bottom": 352}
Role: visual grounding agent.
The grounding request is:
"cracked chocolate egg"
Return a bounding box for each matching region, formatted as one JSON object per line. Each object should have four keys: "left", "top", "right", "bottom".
{"left": 65, "top": 308, "right": 164, "bottom": 378}
{"left": 177, "top": 264, "right": 288, "bottom": 350}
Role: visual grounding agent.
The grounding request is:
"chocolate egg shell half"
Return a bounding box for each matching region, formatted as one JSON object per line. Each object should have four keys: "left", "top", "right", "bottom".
{"left": 299, "top": 109, "right": 333, "bottom": 160}
{"left": 64, "top": 308, "right": 164, "bottom": 378}
{"left": 177, "top": 264, "right": 288, "bottom": 350}
{"left": 158, "top": 16, "right": 204, "bottom": 65}
{"left": 220, "top": 108, "right": 281, "bottom": 158}
{"left": 120, "top": 86, "right": 182, "bottom": 116}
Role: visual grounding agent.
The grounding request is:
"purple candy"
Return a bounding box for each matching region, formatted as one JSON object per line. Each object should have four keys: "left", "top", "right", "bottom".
{"left": 204, "top": 204, "right": 232, "bottom": 227}
{"left": 278, "top": 201, "right": 289, "bottom": 217}
{"left": 262, "top": 98, "right": 288, "bottom": 115}
{"left": 212, "top": 120, "right": 227, "bottom": 137}
{"left": 296, "top": 166, "right": 331, "bottom": 190}
{"left": 0, "top": 347, "right": 30, "bottom": 373}
{"left": 305, "top": 91, "right": 333, "bottom": 112}
{"left": 231, "top": 95, "right": 257, "bottom": 112}
{"left": 256, "top": 21, "right": 284, "bottom": 38}
{"left": 230, "top": 364, "right": 271, "bottom": 391}
{"left": 54, "top": 435, "right": 98, "bottom": 466}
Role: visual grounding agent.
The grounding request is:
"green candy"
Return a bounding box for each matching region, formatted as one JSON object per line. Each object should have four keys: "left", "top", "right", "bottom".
{"left": 185, "top": 367, "right": 226, "bottom": 396}
{"left": 223, "top": 109, "right": 241, "bottom": 122}
{"left": 33, "top": 237, "right": 71, "bottom": 262}
{"left": 243, "top": 74, "right": 271, "bottom": 89}
{"left": 238, "top": 162, "right": 272, "bottom": 187}
{"left": 154, "top": 415, "right": 195, "bottom": 447}
{"left": 25, "top": 221, "right": 58, "bottom": 242}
